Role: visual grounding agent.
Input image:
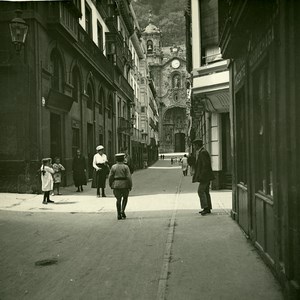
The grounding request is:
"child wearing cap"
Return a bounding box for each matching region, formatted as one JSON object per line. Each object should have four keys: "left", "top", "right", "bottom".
{"left": 40, "top": 158, "right": 55, "bottom": 204}
{"left": 108, "top": 153, "right": 132, "bottom": 220}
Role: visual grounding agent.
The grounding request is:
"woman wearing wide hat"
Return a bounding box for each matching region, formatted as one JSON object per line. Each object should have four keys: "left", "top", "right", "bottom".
{"left": 92, "top": 145, "right": 109, "bottom": 197}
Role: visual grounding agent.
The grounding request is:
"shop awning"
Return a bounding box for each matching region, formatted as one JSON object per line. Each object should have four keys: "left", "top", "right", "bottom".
{"left": 193, "top": 90, "right": 230, "bottom": 113}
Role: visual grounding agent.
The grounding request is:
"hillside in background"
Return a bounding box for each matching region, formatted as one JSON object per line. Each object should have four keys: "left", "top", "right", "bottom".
{"left": 132, "top": 0, "right": 186, "bottom": 47}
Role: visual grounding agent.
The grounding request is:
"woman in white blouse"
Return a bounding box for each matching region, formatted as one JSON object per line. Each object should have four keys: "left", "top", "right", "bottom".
{"left": 92, "top": 145, "right": 109, "bottom": 197}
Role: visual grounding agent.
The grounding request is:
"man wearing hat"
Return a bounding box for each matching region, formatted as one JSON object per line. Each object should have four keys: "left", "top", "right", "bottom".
{"left": 192, "top": 138, "right": 215, "bottom": 215}
{"left": 92, "top": 145, "right": 109, "bottom": 197}
{"left": 108, "top": 153, "right": 132, "bottom": 220}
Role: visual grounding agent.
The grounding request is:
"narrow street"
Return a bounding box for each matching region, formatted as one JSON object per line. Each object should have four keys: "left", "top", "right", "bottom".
{"left": 0, "top": 159, "right": 283, "bottom": 300}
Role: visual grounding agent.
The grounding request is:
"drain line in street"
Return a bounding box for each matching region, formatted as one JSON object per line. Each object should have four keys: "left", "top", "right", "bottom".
{"left": 156, "top": 175, "right": 182, "bottom": 300}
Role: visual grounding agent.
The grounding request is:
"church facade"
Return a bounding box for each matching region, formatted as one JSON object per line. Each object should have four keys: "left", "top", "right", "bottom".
{"left": 142, "top": 21, "right": 189, "bottom": 154}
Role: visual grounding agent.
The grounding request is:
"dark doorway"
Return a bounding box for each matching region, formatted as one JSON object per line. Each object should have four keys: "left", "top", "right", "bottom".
{"left": 222, "top": 113, "right": 232, "bottom": 188}
{"left": 87, "top": 123, "right": 94, "bottom": 179}
{"left": 174, "top": 133, "right": 185, "bottom": 152}
{"left": 50, "top": 113, "right": 62, "bottom": 159}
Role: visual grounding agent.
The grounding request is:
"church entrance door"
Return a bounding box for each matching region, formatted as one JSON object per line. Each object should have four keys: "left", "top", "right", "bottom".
{"left": 174, "top": 133, "right": 185, "bottom": 152}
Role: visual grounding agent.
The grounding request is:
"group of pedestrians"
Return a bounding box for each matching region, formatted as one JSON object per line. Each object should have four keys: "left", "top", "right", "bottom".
{"left": 40, "top": 138, "right": 214, "bottom": 219}
{"left": 40, "top": 145, "right": 133, "bottom": 220}
{"left": 90, "top": 145, "right": 133, "bottom": 220}
{"left": 40, "top": 157, "right": 65, "bottom": 204}
{"left": 40, "top": 150, "right": 86, "bottom": 205}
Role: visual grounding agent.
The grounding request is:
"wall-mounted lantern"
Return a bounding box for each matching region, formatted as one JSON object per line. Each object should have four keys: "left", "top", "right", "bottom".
{"left": 9, "top": 10, "right": 28, "bottom": 53}
{"left": 131, "top": 114, "right": 136, "bottom": 128}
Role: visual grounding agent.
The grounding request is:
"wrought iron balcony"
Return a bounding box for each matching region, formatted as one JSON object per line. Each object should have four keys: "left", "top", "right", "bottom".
{"left": 105, "top": 31, "right": 125, "bottom": 72}
{"left": 118, "top": 0, "right": 134, "bottom": 35}
{"left": 77, "top": 26, "right": 114, "bottom": 81}
{"left": 118, "top": 117, "right": 131, "bottom": 133}
{"left": 149, "top": 99, "right": 157, "bottom": 116}
{"left": 131, "top": 128, "right": 142, "bottom": 141}
{"left": 106, "top": 16, "right": 118, "bottom": 33}
{"left": 96, "top": 0, "right": 110, "bottom": 21}
{"left": 115, "top": 72, "right": 134, "bottom": 102}
{"left": 149, "top": 117, "right": 156, "bottom": 130}
{"left": 47, "top": 1, "right": 79, "bottom": 41}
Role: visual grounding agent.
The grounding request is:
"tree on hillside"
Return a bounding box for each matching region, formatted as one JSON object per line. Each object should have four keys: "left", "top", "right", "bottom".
{"left": 132, "top": 0, "right": 186, "bottom": 46}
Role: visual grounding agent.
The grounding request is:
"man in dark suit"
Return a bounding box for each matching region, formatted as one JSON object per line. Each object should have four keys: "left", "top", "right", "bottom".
{"left": 192, "top": 139, "right": 215, "bottom": 215}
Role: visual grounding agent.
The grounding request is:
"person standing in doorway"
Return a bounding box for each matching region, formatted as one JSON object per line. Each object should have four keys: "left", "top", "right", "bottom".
{"left": 40, "top": 158, "right": 55, "bottom": 204}
{"left": 92, "top": 145, "right": 109, "bottom": 197}
{"left": 108, "top": 153, "right": 132, "bottom": 220}
{"left": 72, "top": 149, "right": 87, "bottom": 192}
{"left": 192, "top": 139, "right": 215, "bottom": 215}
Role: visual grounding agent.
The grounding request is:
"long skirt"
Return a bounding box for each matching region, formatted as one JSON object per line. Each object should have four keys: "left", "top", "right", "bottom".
{"left": 92, "top": 168, "right": 106, "bottom": 188}
{"left": 73, "top": 170, "right": 87, "bottom": 187}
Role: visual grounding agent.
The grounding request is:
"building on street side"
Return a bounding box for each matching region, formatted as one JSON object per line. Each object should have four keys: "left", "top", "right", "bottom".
{"left": 0, "top": 0, "right": 139, "bottom": 192}
{"left": 128, "top": 3, "right": 145, "bottom": 170}
{"left": 142, "top": 17, "right": 189, "bottom": 155}
{"left": 185, "top": 0, "right": 232, "bottom": 189}
{"left": 218, "top": 0, "right": 300, "bottom": 298}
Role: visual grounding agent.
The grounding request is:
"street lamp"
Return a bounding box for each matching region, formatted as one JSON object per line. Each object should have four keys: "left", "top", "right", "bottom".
{"left": 131, "top": 114, "right": 136, "bottom": 128}
{"left": 9, "top": 10, "right": 28, "bottom": 53}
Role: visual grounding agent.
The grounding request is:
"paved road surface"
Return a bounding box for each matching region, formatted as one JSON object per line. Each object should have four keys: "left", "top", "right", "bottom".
{"left": 0, "top": 159, "right": 283, "bottom": 299}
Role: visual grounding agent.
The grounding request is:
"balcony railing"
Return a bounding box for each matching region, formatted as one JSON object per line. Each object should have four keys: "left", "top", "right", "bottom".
{"left": 77, "top": 26, "right": 114, "bottom": 81}
{"left": 106, "top": 16, "right": 118, "bottom": 33}
{"left": 116, "top": 72, "right": 134, "bottom": 102}
{"left": 118, "top": 0, "right": 134, "bottom": 35}
{"left": 124, "top": 42, "right": 133, "bottom": 67}
{"left": 131, "top": 128, "right": 142, "bottom": 141}
{"left": 96, "top": 0, "right": 109, "bottom": 21}
{"left": 47, "top": 1, "right": 79, "bottom": 41}
{"left": 106, "top": 31, "right": 125, "bottom": 72}
{"left": 118, "top": 117, "right": 131, "bottom": 133}
{"left": 149, "top": 117, "right": 156, "bottom": 130}
{"left": 149, "top": 99, "right": 157, "bottom": 116}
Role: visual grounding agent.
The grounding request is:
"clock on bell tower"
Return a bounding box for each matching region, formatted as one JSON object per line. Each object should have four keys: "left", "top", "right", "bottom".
{"left": 171, "top": 59, "right": 180, "bottom": 69}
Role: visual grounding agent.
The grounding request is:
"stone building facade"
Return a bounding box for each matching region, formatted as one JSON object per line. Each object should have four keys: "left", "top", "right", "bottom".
{"left": 0, "top": 0, "right": 138, "bottom": 192}
{"left": 142, "top": 21, "right": 189, "bottom": 154}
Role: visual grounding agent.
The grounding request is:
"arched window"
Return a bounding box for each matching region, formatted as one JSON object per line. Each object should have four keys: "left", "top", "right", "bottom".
{"left": 99, "top": 88, "right": 104, "bottom": 115}
{"left": 86, "top": 83, "right": 93, "bottom": 109}
{"left": 107, "top": 95, "right": 113, "bottom": 119}
{"left": 147, "top": 40, "right": 153, "bottom": 53}
{"left": 72, "top": 67, "right": 81, "bottom": 102}
{"left": 172, "top": 74, "right": 181, "bottom": 89}
{"left": 174, "top": 92, "right": 178, "bottom": 102}
{"left": 50, "top": 50, "right": 64, "bottom": 92}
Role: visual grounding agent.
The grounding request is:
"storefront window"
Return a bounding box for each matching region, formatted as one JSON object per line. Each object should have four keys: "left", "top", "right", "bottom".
{"left": 236, "top": 88, "right": 247, "bottom": 185}
{"left": 253, "top": 61, "right": 273, "bottom": 196}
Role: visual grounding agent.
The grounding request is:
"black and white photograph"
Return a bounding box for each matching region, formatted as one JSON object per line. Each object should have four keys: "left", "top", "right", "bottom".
{"left": 0, "top": 0, "right": 298, "bottom": 299}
